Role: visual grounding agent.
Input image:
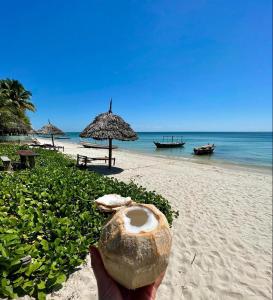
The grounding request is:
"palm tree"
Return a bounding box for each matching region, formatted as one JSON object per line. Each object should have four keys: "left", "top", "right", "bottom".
{"left": 0, "top": 79, "right": 35, "bottom": 135}
{"left": 0, "top": 94, "right": 14, "bottom": 123}
{"left": 0, "top": 79, "right": 35, "bottom": 112}
{"left": 0, "top": 94, "right": 18, "bottom": 133}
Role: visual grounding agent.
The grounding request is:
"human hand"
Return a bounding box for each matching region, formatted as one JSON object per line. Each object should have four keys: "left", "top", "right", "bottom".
{"left": 90, "top": 246, "right": 164, "bottom": 300}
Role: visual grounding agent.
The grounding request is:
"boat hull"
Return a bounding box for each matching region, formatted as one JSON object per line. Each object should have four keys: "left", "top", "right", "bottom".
{"left": 154, "top": 142, "right": 185, "bottom": 148}
{"left": 194, "top": 148, "right": 215, "bottom": 155}
{"left": 81, "top": 143, "right": 118, "bottom": 149}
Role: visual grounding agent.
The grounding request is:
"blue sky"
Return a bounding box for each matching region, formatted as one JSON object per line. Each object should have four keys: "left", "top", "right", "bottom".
{"left": 0, "top": 0, "right": 272, "bottom": 131}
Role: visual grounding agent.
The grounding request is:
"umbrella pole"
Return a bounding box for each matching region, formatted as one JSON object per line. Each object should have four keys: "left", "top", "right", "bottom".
{"left": 51, "top": 134, "right": 55, "bottom": 147}
{"left": 108, "top": 138, "right": 112, "bottom": 169}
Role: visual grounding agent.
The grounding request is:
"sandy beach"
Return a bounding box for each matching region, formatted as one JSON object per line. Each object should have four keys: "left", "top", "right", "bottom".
{"left": 36, "top": 139, "right": 272, "bottom": 300}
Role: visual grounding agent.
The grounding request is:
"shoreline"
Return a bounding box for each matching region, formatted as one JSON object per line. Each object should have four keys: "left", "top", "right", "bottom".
{"left": 115, "top": 147, "right": 272, "bottom": 175}
{"left": 41, "top": 137, "right": 272, "bottom": 174}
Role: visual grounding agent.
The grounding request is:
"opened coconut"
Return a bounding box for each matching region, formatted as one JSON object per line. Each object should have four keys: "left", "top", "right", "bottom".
{"left": 98, "top": 203, "right": 172, "bottom": 289}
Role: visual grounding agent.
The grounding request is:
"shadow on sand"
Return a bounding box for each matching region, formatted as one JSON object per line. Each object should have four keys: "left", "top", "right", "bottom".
{"left": 85, "top": 165, "right": 124, "bottom": 175}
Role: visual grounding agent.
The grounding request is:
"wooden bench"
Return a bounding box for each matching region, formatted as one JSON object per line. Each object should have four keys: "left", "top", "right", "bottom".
{"left": 54, "top": 145, "right": 64, "bottom": 152}
{"left": 0, "top": 156, "right": 12, "bottom": 171}
{"left": 42, "top": 144, "right": 64, "bottom": 152}
{"left": 29, "top": 144, "right": 43, "bottom": 148}
{"left": 31, "top": 144, "right": 64, "bottom": 152}
{"left": 76, "top": 154, "right": 116, "bottom": 168}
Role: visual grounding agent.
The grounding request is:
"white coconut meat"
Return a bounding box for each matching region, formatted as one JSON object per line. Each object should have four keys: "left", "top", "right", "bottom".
{"left": 95, "top": 194, "right": 132, "bottom": 208}
{"left": 98, "top": 204, "right": 172, "bottom": 289}
{"left": 123, "top": 207, "right": 158, "bottom": 234}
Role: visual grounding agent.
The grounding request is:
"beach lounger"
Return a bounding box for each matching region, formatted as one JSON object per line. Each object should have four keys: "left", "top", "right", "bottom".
{"left": 76, "top": 154, "right": 116, "bottom": 168}
{"left": 30, "top": 143, "right": 64, "bottom": 152}
{"left": 30, "top": 144, "right": 44, "bottom": 148}
{"left": 42, "top": 144, "right": 64, "bottom": 152}
{"left": 32, "top": 138, "right": 41, "bottom": 145}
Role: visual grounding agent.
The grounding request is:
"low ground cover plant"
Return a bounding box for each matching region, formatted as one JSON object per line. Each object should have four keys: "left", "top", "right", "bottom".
{"left": 0, "top": 144, "right": 178, "bottom": 299}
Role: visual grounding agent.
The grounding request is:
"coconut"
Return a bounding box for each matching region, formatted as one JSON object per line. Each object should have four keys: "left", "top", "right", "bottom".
{"left": 98, "top": 203, "right": 172, "bottom": 289}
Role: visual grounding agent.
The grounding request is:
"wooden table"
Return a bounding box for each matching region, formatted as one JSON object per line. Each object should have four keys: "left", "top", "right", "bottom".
{"left": 16, "top": 150, "right": 39, "bottom": 168}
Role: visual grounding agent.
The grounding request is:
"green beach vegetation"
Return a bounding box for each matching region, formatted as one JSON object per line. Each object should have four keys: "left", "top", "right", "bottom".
{"left": 0, "top": 144, "right": 178, "bottom": 299}
{"left": 0, "top": 79, "right": 35, "bottom": 135}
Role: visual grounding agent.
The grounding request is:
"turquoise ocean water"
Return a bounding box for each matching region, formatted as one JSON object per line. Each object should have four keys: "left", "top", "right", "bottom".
{"left": 57, "top": 132, "right": 272, "bottom": 169}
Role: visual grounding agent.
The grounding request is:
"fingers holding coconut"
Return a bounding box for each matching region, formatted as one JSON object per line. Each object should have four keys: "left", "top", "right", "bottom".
{"left": 90, "top": 246, "right": 107, "bottom": 282}
{"left": 98, "top": 203, "right": 172, "bottom": 290}
{"left": 90, "top": 246, "right": 124, "bottom": 300}
{"left": 132, "top": 271, "right": 166, "bottom": 300}
{"left": 90, "top": 245, "right": 164, "bottom": 300}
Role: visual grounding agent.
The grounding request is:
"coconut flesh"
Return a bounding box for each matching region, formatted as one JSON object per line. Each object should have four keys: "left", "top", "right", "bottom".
{"left": 98, "top": 203, "right": 172, "bottom": 289}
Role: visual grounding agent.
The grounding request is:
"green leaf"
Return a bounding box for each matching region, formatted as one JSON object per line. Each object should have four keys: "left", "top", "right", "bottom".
{"left": 56, "top": 274, "right": 66, "bottom": 284}
{"left": 40, "top": 239, "right": 49, "bottom": 251}
{"left": 1, "top": 284, "right": 14, "bottom": 298}
{"left": 0, "top": 244, "right": 9, "bottom": 257}
{"left": 13, "top": 276, "right": 24, "bottom": 287}
{"left": 38, "top": 290, "right": 46, "bottom": 300}
{"left": 37, "top": 280, "right": 46, "bottom": 289}
{"left": 22, "top": 281, "right": 33, "bottom": 289}
{"left": 1, "top": 278, "right": 10, "bottom": 287}
{"left": 22, "top": 280, "right": 34, "bottom": 295}
{"left": 25, "top": 260, "right": 43, "bottom": 276}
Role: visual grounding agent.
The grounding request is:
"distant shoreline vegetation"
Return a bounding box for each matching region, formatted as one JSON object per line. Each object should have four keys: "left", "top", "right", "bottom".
{"left": 0, "top": 79, "right": 35, "bottom": 136}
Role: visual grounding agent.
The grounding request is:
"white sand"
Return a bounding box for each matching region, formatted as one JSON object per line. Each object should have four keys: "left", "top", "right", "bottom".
{"left": 36, "top": 139, "right": 272, "bottom": 300}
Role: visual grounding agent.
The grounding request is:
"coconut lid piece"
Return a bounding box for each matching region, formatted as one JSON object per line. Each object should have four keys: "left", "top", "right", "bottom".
{"left": 95, "top": 194, "right": 133, "bottom": 213}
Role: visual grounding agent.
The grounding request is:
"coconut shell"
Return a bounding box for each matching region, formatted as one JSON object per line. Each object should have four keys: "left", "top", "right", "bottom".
{"left": 95, "top": 194, "right": 132, "bottom": 208}
{"left": 96, "top": 204, "right": 114, "bottom": 213}
{"left": 97, "top": 204, "right": 127, "bottom": 213}
{"left": 98, "top": 204, "right": 172, "bottom": 289}
{"left": 95, "top": 194, "right": 135, "bottom": 213}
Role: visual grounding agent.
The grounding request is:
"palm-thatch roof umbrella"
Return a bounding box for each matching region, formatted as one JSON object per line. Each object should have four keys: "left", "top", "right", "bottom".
{"left": 39, "top": 121, "right": 64, "bottom": 146}
{"left": 80, "top": 100, "right": 138, "bottom": 168}
{"left": 35, "top": 129, "right": 44, "bottom": 135}
{"left": 28, "top": 128, "right": 38, "bottom": 135}
{"left": 0, "top": 118, "right": 31, "bottom": 135}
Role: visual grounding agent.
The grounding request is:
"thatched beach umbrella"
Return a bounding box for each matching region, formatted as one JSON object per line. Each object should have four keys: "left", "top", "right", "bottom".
{"left": 39, "top": 121, "right": 64, "bottom": 146}
{"left": 80, "top": 100, "right": 138, "bottom": 168}
{"left": 0, "top": 118, "right": 31, "bottom": 135}
{"left": 28, "top": 128, "right": 38, "bottom": 135}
